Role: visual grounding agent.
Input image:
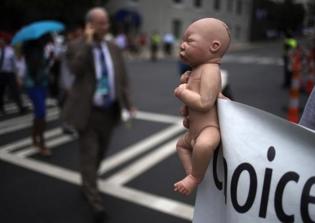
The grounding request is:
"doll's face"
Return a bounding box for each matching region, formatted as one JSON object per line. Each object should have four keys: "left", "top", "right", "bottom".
{"left": 179, "top": 23, "right": 210, "bottom": 67}
{"left": 179, "top": 18, "right": 230, "bottom": 67}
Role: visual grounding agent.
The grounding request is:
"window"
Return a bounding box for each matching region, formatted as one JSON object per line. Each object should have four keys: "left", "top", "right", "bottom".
{"left": 214, "top": 0, "right": 220, "bottom": 11}
{"left": 172, "top": 19, "right": 182, "bottom": 39}
{"left": 194, "top": 0, "right": 202, "bottom": 8}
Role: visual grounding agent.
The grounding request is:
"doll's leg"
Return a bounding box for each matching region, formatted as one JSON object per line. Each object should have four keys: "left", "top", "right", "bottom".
{"left": 175, "top": 133, "right": 193, "bottom": 175}
{"left": 174, "top": 126, "right": 220, "bottom": 196}
{"left": 191, "top": 126, "right": 220, "bottom": 180}
{"left": 174, "top": 132, "right": 198, "bottom": 195}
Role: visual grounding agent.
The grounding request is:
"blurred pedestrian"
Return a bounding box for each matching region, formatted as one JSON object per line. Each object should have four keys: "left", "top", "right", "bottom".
{"left": 163, "top": 32, "right": 175, "bottom": 56}
{"left": 0, "top": 38, "right": 27, "bottom": 115}
{"left": 137, "top": 32, "right": 147, "bottom": 57}
{"left": 58, "top": 25, "right": 83, "bottom": 134}
{"left": 299, "top": 87, "right": 315, "bottom": 130}
{"left": 114, "top": 30, "right": 128, "bottom": 50}
{"left": 283, "top": 30, "right": 298, "bottom": 88}
{"left": 62, "top": 7, "right": 136, "bottom": 222}
{"left": 21, "top": 35, "right": 52, "bottom": 156}
{"left": 150, "top": 31, "right": 161, "bottom": 61}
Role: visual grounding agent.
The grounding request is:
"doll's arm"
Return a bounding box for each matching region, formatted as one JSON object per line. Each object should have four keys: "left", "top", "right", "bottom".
{"left": 175, "top": 69, "right": 221, "bottom": 112}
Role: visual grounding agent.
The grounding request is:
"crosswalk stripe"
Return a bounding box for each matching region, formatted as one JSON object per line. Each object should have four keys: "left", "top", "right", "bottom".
{"left": 0, "top": 128, "right": 63, "bottom": 153}
{"left": 1, "top": 97, "right": 58, "bottom": 116}
{"left": 0, "top": 109, "right": 192, "bottom": 220}
{"left": 99, "top": 181, "right": 193, "bottom": 220}
{"left": 106, "top": 138, "right": 178, "bottom": 185}
{"left": 0, "top": 151, "right": 193, "bottom": 220}
{"left": 135, "top": 111, "right": 181, "bottom": 124}
{"left": 15, "top": 134, "right": 76, "bottom": 158}
{"left": 98, "top": 123, "right": 183, "bottom": 175}
{"left": 0, "top": 108, "right": 60, "bottom": 135}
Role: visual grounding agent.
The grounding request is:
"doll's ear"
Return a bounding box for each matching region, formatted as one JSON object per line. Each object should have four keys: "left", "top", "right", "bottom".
{"left": 209, "top": 40, "right": 221, "bottom": 53}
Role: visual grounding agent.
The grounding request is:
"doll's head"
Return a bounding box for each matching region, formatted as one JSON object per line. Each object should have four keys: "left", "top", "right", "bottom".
{"left": 179, "top": 18, "right": 230, "bottom": 67}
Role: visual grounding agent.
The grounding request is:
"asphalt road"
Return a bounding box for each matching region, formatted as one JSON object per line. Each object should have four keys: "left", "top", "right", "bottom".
{"left": 0, "top": 40, "right": 310, "bottom": 223}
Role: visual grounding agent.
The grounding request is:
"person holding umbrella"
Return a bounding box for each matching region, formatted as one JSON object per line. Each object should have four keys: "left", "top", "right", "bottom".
{"left": 12, "top": 20, "right": 65, "bottom": 156}
{"left": 20, "top": 35, "right": 52, "bottom": 156}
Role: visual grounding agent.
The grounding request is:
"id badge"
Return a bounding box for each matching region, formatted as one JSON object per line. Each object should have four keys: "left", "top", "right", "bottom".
{"left": 96, "top": 76, "right": 109, "bottom": 95}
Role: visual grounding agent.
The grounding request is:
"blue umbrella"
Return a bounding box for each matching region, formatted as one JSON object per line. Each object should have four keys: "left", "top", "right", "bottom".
{"left": 11, "top": 20, "right": 65, "bottom": 45}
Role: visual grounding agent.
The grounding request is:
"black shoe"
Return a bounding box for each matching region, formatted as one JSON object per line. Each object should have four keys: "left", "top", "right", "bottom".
{"left": 81, "top": 190, "right": 109, "bottom": 222}
{"left": 93, "top": 208, "right": 109, "bottom": 223}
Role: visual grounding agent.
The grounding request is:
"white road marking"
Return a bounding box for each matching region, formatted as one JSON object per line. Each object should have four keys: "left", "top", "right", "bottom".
{"left": 0, "top": 128, "right": 63, "bottom": 153}
{"left": 99, "top": 181, "right": 193, "bottom": 220}
{"left": 0, "top": 150, "right": 81, "bottom": 184}
{"left": 15, "top": 134, "right": 76, "bottom": 158}
{"left": 1, "top": 98, "right": 57, "bottom": 116}
{"left": 135, "top": 111, "right": 181, "bottom": 124}
{"left": 106, "top": 138, "right": 178, "bottom": 185}
{"left": 0, "top": 108, "right": 60, "bottom": 135}
{"left": 0, "top": 110, "right": 192, "bottom": 220}
{"left": 0, "top": 134, "right": 193, "bottom": 221}
{"left": 98, "top": 123, "right": 183, "bottom": 175}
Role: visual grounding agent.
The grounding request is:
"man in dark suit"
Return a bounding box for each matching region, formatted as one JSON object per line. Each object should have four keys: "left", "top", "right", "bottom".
{"left": 63, "top": 7, "right": 135, "bottom": 222}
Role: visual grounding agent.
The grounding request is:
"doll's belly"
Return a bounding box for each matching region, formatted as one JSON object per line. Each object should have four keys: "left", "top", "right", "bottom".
{"left": 189, "top": 109, "right": 219, "bottom": 138}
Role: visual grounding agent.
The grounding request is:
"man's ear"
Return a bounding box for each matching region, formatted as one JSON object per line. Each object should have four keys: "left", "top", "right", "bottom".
{"left": 209, "top": 40, "right": 221, "bottom": 53}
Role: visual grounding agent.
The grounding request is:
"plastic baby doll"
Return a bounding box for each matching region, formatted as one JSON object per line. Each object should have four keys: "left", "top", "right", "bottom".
{"left": 174, "top": 18, "right": 231, "bottom": 196}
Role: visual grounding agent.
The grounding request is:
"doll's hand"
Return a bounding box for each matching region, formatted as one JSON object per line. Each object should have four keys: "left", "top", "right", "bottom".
{"left": 174, "top": 83, "right": 188, "bottom": 97}
{"left": 183, "top": 116, "right": 190, "bottom": 129}
{"left": 180, "top": 71, "right": 191, "bottom": 84}
{"left": 180, "top": 105, "right": 189, "bottom": 129}
{"left": 179, "top": 105, "right": 188, "bottom": 116}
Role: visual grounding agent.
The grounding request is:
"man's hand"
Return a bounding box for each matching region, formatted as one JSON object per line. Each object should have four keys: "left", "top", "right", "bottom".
{"left": 84, "top": 23, "right": 94, "bottom": 43}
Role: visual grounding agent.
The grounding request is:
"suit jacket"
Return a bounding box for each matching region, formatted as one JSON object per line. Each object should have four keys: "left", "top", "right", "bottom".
{"left": 62, "top": 38, "right": 133, "bottom": 131}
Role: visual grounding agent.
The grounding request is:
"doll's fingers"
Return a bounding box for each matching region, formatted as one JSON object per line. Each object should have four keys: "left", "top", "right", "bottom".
{"left": 179, "top": 105, "right": 188, "bottom": 116}
{"left": 180, "top": 71, "right": 190, "bottom": 83}
{"left": 183, "top": 70, "right": 191, "bottom": 76}
{"left": 183, "top": 118, "right": 190, "bottom": 129}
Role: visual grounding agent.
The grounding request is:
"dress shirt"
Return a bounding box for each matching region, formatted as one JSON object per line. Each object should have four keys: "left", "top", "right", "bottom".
{"left": 92, "top": 41, "right": 115, "bottom": 107}
{"left": 0, "top": 46, "right": 16, "bottom": 73}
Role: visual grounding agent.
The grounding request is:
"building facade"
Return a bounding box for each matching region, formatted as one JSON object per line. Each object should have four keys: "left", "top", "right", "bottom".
{"left": 106, "top": 0, "right": 253, "bottom": 42}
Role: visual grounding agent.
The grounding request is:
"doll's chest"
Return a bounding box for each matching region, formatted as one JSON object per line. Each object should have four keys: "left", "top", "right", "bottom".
{"left": 187, "top": 72, "right": 201, "bottom": 92}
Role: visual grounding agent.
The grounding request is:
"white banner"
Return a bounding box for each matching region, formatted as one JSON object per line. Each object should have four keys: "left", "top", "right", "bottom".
{"left": 193, "top": 99, "right": 315, "bottom": 223}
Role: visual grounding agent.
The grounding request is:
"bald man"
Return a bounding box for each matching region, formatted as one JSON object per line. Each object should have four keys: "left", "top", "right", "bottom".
{"left": 63, "top": 7, "right": 135, "bottom": 221}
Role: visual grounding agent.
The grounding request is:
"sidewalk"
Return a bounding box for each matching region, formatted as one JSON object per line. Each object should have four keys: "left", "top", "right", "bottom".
{"left": 123, "top": 40, "right": 283, "bottom": 61}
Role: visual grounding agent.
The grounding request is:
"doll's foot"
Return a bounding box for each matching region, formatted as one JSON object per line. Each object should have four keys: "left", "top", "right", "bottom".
{"left": 174, "top": 174, "right": 200, "bottom": 196}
